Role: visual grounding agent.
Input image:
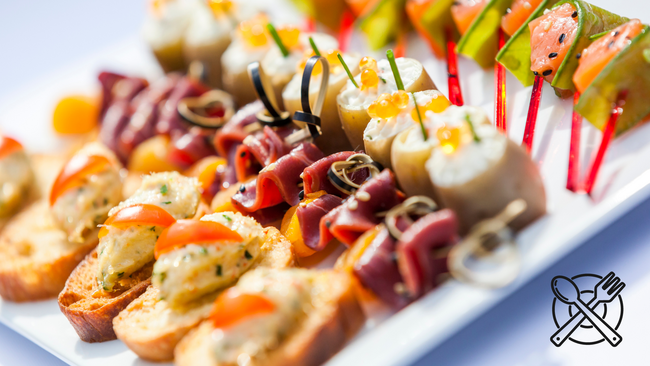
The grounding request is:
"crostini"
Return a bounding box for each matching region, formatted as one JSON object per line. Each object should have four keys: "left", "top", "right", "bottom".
{"left": 175, "top": 268, "right": 364, "bottom": 366}
{"left": 113, "top": 212, "right": 294, "bottom": 362}
{"left": 0, "top": 143, "right": 122, "bottom": 302}
{"left": 58, "top": 171, "right": 201, "bottom": 342}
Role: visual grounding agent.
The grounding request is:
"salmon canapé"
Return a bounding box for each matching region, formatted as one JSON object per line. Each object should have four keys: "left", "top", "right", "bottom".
{"left": 451, "top": 0, "right": 488, "bottom": 35}
{"left": 502, "top": 0, "right": 544, "bottom": 36}
{"left": 573, "top": 19, "right": 645, "bottom": 93}
{"left": 529, "top": 3, "right": 579, "bottom": 83}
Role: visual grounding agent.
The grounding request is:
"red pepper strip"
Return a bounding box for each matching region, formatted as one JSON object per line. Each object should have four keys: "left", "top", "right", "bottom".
{"left": 338, "top": 10, "right": 355, "bottom": 52}
{"left": 522, "top": 75, "right": 544, "bottom": 153}
{"left": 494, "top": 28, "right": 507, "bottom": 133}
{"left": 445, "top": 28, "right": 464, "bottom": 106}
{"left": 584, "top": 92, "right": 627, "bottom": 195}
{"left": 566, "top": 92, "right": 582, "bottom": 192}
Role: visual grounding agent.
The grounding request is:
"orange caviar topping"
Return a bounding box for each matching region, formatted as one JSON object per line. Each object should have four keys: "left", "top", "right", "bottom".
{"left": 391, "top": 90, "right": 409, "bottom": 109}
{"left": 207, "top": 0, "right": 233, "bottom": 17}
{"left": 410, "top": 94, "right": 451, "bottom": 121}
{"left": 367, "top": 92, "right": 404, "bottom": 120}
{"left": 360, "top": 69, "right": 379, "bottom": 90}
{"left": 239, "top": 14, "right": 269, "bottom": 48}
{"left": 436, "top": 124, "right": 462, "bottom": 154}
{"left": 276, "top": 25, "right": 301, "bottom": 49}
{"left": 359, "top": 56, "right": 377, "bottom": 71}
{"left": 298, "top": 49, "right": 343, "bottom": 77}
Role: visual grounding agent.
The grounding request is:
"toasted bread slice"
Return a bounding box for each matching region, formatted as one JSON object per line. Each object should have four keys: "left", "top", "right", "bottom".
{"left": 58, "top": 249, "right": 154, "bottom": 342}
{"left": 113, "top": 226, "right": 295, "bottom": 362}
{"left": 175, "top": 270, "right": 365, "bottom": 366}
{"left": 0, "top": 200, "right": 99, "bottom": 302}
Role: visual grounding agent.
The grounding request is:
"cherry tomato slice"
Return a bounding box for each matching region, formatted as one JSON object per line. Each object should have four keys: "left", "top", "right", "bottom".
{"left": 210, "top": 289, "right": 276, "bottom": 329}
{"left": 49, "top": 155, "right": 112, "bottom": 206}
{"left": 0, "top": 136, "right": 23, "bottom": 160}
{"left": 154, "top": 219, "right": 244, "bottom": 259}
{"left": 98, "top": 203, "right": 176, "bottom": 239}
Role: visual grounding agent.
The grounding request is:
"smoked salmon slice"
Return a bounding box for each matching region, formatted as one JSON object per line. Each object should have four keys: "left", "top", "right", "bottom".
{"left": 573, "top": 19, "right": 644, "bottom": 94}
{"left": 529, "top": 3, "right": 579, "bottom": 83}
{"left": 451, "top": 0, "right": 488, "bottom": 35}
{"left": 502, "top": 0, "right": 543, "bottom": 36}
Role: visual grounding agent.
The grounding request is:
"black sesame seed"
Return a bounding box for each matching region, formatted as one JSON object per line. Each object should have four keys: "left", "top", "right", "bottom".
{"left": 240, "top": 151, "right": 246, "bottom": 158}
{"left": 608, "top": 41, "right": 615, "bottom": 49}
{"left": 549, "top": 52, "right": 558, "bottom": 59}
{"left": 559, "top": 33, "right": 566, "bottom": 43}
{"left": 542, "top": 70, "right": 552, "bottom": 76}
{"left": 298, "top": 190, "right": 305, "bottom": 200}
{"left": 244, "top": 250, "right": 253, "bottom": 260}
{"left": 533, "top": 71, "right": 539, "bottom": 76}
{"left": 239, "top": 185, "right": 246, "bottom": 193}
{"left": 576, "top": 53, "right": 582, "bottom": 59}
{"left": 325, "top": 220, "right": 331, "bottom": 228}
{"left": 614, "top": 31, "right": 620, "bottom": 37}
{"left": 571, "top": 11, "right": 578, "bottom": 18}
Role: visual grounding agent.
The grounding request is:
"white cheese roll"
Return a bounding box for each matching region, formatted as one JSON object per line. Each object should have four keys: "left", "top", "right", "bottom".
{"left": 153, "top": 212, "right": 265, "bottom": 308}
{"left": 425, "top": 106, "right": 546, "bottom": 234}
{"left": 364, "top": 90, "right": 445, "bottom": 169}
{"left": 337, "top": 57, "right": 436, "bottom": 149}
{"left": 142, "top": 0, "right": 199, "bottom": 73}
{"left": 51, "top": 143, "right": 123, "bottom": 243}
{"left": 282, "top": 51, "right": 360, "bottom": 155}
{"left": 263, "top": 32, "right": 338, "bottom": 111}
{"left": 97, "top": 172, "right": 200, "bottom": 291}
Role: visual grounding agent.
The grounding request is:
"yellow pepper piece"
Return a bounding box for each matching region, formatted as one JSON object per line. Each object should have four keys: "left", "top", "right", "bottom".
{"left": 334, "top": 225, "right": 382, "bottom": 273}
{"left": 280, "top": 190, "right": 327, "bottom": 258}
{"left": 52, "top": 95, "right": 99, "bottom": 134}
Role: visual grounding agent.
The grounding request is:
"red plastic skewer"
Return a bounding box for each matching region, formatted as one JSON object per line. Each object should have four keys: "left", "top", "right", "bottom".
{"left": 338, "top": 10, "right": 354, "bottom": 52}
{"left": 566, "top": 92, "right": 582, "bottom": 192}
{"left": 394, "top": 28, "right": 407, "bottom": 58}
{"left": 584, "top": 92, "right": 627, "bottom": 195}
{"left": 494, "top": 28, "right": 507, "bottom": 133}
{"left": 445, "top": 28, "right": 464, "bottom": 106}
{"left": 522, "top": 75, "right": 544, "bottom": 153}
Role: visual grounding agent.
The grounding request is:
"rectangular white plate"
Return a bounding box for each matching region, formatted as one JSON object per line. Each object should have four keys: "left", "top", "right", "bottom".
{"left": 1, "top": 0, "right": 649, "bottom": 364}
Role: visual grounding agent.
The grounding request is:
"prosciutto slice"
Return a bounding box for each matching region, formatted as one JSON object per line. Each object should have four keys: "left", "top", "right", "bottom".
{"left": 214, "top": 101, "right": 264, "bottom": 189}
{"left": 303, "top": 151, "right": 370, "bottom": 197}
{"left": 231, "top": 143, "right": 324, "bottom": 213}
{"left": 396, "top": 209, "right": 458, "bottom": 298}
{"left": 317, "top": 169, "right": 403, "bottom": 250}
{"left": 354, "top": 226, "right": 410, "bottom": 309}
{"left": 155, "top": 76, "right": 209, "bottom": 135}
{"left": 118, "top": 74, "right": 180, "bottom": 158}
{"left": 234, "top": 125, "right": 297, "bottom": 182}
{"left": 296, "top": 194, "right": 344, "bottom": 250}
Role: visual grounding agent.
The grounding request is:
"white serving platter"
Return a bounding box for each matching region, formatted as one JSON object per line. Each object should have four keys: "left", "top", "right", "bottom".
{"left": 1, "top": 0, "right": 650, "bottom": 365}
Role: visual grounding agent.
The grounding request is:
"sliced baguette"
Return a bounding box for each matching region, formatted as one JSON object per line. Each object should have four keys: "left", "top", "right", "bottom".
{"left": 113, "top": 226, "right": 295, "bottom": 362}
{"left": 175, "top": 270, "right": 365, "bottom": 366}
{"left": 0, "top": 200, "right": 99, "bottom": 301}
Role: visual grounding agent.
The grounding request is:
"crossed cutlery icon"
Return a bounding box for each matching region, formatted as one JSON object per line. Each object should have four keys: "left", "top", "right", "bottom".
{"left": 551, "top": 272, "right": 626, "bottom": 347}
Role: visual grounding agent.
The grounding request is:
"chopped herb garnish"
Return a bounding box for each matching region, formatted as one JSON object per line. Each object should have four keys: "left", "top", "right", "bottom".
{"left": 163, "top": 201, "right": 172, "bottom": 204}
{"left": 150, "top": 226, "right": 156, "bottom": 231}
{"left": 365, "top": 135, "right": 372, "bottom": 140}
{"left": 160, "top": 184, "right": 168, "bottom": 195}
{"left": 199, "top": 247, "right": 208, "bottom": 255}
{"left": 245, "top": 250, "right": 253, "bottom": 260}
{"left": 157, "top": 272, "right": 167, "bottom": 283}
{"left": 379, "top": 76, "right": 387, "bottom": 84}
{"left": 222, "top": 214, "right": 232, "bottom": 222}
{"left": 337, "top": 53, "right": 359, "bottom": 88}
{"left": 216, "top": 265, "right": 222, "bottom": 276}
{"left": 117, "top": 272, "right": 124, "bottom": 278}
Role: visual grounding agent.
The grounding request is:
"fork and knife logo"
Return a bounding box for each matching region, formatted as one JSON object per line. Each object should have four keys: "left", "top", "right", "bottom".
{"left": 550, "top": 272, "right": 625, "bottom": 347}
